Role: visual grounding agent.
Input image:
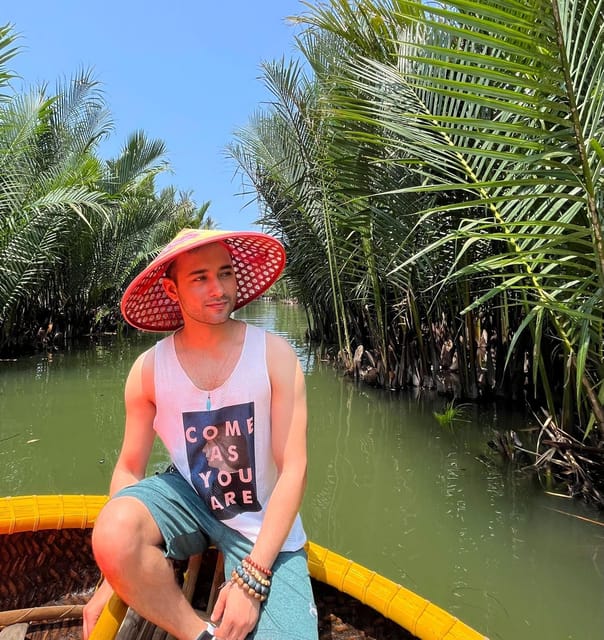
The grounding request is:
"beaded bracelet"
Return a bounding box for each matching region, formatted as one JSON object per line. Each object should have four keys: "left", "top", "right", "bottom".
{"left": 242, "top": 559, "right": 271, "bottom": 586}
{"left": 244, "top": 554, "right": 272, "bottom": 577}
{"left": 234, "top": 565, "right": 271, "bottom": 596}
{"left": 231, "top": 572, "right": 268, "bottom": 602}
{"left": 231, "top": 565, "right": 270, "bottom": 602}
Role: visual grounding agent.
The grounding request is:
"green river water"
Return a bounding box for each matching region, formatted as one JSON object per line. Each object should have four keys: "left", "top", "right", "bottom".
{"left": 1, "top": 301, "right": 603, "bottom": 640}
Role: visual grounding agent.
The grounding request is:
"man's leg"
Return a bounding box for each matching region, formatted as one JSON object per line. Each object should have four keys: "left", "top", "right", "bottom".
{"left": 92, "top": 496, "right": 207, "bottom": 640}
{"left": 215, "top": 531, "right": 318, "bottom": 640}
{"left": 249, "top": 550, "right": 318, "bottom": 640}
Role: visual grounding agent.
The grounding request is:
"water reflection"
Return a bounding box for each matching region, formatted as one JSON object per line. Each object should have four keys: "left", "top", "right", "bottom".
{"left": 1, "top": 302, "right": 604, "bottom": 639}
{"left": 301, "top": 360, "right": 604, "bottom": 640}
{"left": 235, "top": 300, "right": 315, "bottom": 371}
{"left": 0, "top": 333, "right": 157, "bottom": 495}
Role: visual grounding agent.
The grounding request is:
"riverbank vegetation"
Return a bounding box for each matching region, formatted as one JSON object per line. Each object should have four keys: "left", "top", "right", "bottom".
{"left": 229, "top": 0, "right": 604, "bottom": 505}
{"left": 2, "top": 2, "right": 604, "bottom": 506}
{"left": 0, "top": 24, "right": 213, "bottom": 356}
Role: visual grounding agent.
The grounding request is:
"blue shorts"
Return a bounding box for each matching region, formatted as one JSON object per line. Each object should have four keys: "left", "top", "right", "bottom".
{"left": 114, "top": 468, "right": 318, "bottom": 640}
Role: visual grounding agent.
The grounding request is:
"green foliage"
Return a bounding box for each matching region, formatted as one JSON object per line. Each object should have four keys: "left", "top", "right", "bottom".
{"left": 433, "top": 400, "right": 470, "bottom": 429}
{"left": 231, "top": 0, "right": 604, "bottom": 439}
{"left": 0, "top": 23, "right": 19, "bottom": 96}
{"left": 0, "top": 24, "right": 214, "bottom": 354}
{"left": 328, "top": 0, "right": 604, "bottom": 434}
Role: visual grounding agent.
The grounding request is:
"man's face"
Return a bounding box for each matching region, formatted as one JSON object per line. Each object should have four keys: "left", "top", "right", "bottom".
{"left": 163, "top": 242, "right": 237, "bottom": 326}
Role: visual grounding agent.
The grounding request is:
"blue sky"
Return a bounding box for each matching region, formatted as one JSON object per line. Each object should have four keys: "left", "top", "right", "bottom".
{"left": 3, "top": 1, "right": 308, "bottom": 231}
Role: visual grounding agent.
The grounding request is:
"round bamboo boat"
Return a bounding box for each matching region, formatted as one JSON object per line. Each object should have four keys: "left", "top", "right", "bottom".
{"left": 0, "top": 495, "right": 488, "bottom": 640}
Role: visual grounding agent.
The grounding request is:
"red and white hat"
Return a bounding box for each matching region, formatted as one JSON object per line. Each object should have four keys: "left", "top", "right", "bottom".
{"left": 120, "top": 228, "right": 286, "bottom": 332}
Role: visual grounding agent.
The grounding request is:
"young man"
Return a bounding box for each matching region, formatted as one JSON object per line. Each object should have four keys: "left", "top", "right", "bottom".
{"left": 83, "top": 229, "right": 318, "bottom": 640}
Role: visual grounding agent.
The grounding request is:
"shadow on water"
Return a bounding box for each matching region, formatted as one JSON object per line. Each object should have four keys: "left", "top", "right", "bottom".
{"left": 1, "top": 301, "right": 603, "bottom": 639}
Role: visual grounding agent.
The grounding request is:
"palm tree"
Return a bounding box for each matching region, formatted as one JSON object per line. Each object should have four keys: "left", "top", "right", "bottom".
{"left": 0, "top": 23, "right": 18, "bottom": 97}
{"left": 0, "top": 67, "right": 113, "bottom": 351}
{"left": 0, "top": 24, "right": 214, "bottom": 352}
{"left": 230, "top": 2, "right": 450, "bottom": 385}
{"left": 55, "top": 133, "right": 206, "bottom": 335}
{"left": 229, "top": 57, "right": 357, "bottom": 359}
{"left": 233, "top": 0, "right": 604, "bottom": 441}
{"left": 297, "top": 0, "right": 604, "bottom": 432}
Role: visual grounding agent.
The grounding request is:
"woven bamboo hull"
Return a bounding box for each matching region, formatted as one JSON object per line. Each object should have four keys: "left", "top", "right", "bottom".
{"left": 0, "top": 496, "right": 488, "bottom": 640}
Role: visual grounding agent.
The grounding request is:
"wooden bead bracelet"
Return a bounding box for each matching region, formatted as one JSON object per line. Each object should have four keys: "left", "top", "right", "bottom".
{"left": 231, "top": 565, "right": 270, "bottom": 602}
{"left": 244, "top": 554, "right": 272, "bottom": 577}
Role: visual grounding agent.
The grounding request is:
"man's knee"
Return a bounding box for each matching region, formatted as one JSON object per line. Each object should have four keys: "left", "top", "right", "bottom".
{"left": 92, "top": 496, "right": 160, "bottom": 575}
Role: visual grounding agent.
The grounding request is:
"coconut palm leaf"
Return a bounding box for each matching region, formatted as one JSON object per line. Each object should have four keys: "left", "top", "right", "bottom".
{"left": 0, "top": 23, "right": 19, "bottom": 98}
{"left": 0, "top": 67, "right": 114, "bottom": 347}
{"left": 0, "top": 24, "right": 208, "bottom": 353}
{"left": 229, "top": 55, "right": 362, "bottom": 355}
{"left": 231, "top": 3, "right": 455, "bottom": 379}
{"left": 304, "top": 0, "right": 604, "bottom": 429}
{"left": 100, "top": 131, "right": 168, "bottom": 195}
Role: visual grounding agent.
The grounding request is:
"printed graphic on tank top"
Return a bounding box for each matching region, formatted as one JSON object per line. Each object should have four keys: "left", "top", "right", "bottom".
{"left": 182, "top": 401, "right": 261, "bottom": 519}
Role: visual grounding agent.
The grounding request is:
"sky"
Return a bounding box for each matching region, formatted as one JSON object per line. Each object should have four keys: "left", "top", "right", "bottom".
{"left": 3, "top": 1, "right": 308, "bottom": 231}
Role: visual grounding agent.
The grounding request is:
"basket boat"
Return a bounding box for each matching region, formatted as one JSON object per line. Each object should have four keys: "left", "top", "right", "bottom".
{"left": 0, "top": 495, "right": 488, "bottom": 640}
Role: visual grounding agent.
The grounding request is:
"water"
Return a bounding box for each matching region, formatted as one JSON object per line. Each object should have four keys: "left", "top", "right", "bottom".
{"left": 1, "top": 301, "right": 603, "bottom": 639}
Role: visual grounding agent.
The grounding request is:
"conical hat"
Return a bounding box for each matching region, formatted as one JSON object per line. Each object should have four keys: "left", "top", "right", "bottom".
{"left": 120, "top": 228, "right": 286, "bottom": 332}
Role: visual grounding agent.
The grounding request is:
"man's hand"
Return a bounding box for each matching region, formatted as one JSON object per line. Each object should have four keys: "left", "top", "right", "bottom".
{"left": 211, "top": 581, "right": 261, "bottom": 640}
{"left": 83, "top": 579, "right": 114, "bottom": 640}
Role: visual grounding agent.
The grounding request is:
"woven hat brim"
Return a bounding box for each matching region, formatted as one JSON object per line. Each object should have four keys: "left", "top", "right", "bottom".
{"left": 120, "top": 230, "right": 286, "bottom": 332}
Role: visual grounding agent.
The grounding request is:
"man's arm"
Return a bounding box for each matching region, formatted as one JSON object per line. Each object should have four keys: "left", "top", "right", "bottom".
{"left": 212, "top": 333, "right": 308, "bottom": 638}
{"left": 109, "top": 347, "right": 157, "bottom": 494}
{"left": 83, "top": 348, "right": 157, "bottom": 639}
{"left": 248, "top": 332, "right": 308, "bottom": 565}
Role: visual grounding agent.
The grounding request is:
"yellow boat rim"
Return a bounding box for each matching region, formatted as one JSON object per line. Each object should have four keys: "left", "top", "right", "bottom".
{"left": 0, "top": 495, "right": 489, "bottom": 640}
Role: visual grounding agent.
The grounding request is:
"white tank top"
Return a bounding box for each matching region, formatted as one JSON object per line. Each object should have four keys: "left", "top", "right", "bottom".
{"left": 152, "top": 323, "right": 306, "bottom": 550}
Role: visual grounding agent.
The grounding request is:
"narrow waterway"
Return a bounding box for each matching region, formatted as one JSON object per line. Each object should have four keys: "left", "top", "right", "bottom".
{"left": 1, "top": 301, "right": 603, "bottom": 640}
